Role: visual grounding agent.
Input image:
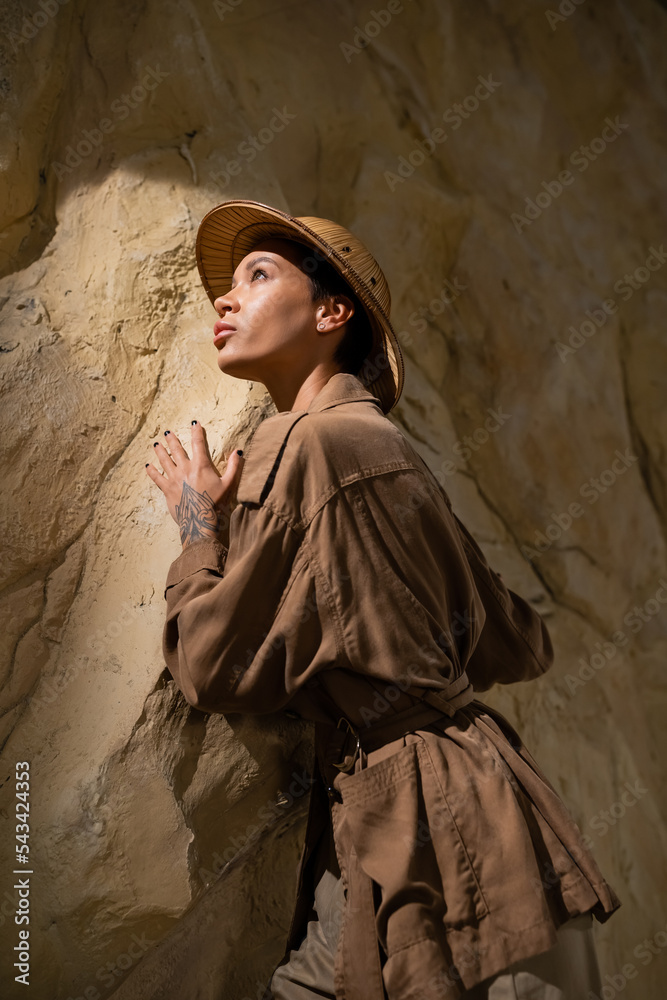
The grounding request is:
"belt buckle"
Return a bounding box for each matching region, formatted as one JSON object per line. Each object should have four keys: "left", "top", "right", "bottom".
{"left": 331, "top": 717, "right": 361, "bottom": 773}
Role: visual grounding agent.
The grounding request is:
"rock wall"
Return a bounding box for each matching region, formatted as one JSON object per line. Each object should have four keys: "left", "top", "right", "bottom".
{"left": 1, "top": 0, "right": 666, "bottom": 997}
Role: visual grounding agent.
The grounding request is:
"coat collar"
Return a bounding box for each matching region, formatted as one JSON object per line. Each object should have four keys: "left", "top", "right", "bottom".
{"left": 236, "top": 374, "right": 383, "bottom": 507}
{"left": 300, "top": 372, "right": 383, "bottom": 414}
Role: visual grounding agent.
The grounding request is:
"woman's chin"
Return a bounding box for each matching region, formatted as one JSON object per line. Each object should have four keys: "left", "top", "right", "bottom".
{"left": 216, "top": 354, "right": 255, "bottom": 380}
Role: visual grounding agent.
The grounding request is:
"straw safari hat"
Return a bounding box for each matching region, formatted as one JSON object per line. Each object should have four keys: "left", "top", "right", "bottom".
{"left": 195, "top": 199, "right": 405, "bottom": 414}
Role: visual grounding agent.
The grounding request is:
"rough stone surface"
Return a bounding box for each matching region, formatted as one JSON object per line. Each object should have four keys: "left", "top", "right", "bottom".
{"left": 1, "top": 1, "right": 666, "bottom": 998}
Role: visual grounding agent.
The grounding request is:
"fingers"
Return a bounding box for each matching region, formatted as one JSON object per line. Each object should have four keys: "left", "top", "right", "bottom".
{"left": 146, "top": 423, "right": 235, "bottom": 491}
{"left": 191, "top": 421, "right": 214, "bottom": 466}
{"left": 222, "top": 448, "right": 245, "bottom": 498}
{"left": 145, "top": 461, "right": 166, "bottom": 492}
{"left": 152, "top": 428, "right": 192, "bottom": 478}
{"left": 163, "top": 429, "right": 190, "bottom": 463}
{"left": 151, "top": 440, "right": 176, "bottom": 476}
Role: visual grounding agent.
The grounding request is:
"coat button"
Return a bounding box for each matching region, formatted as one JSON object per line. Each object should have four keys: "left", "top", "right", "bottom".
{"left": 326, "top": 784, "right": 343, "bottom": 803}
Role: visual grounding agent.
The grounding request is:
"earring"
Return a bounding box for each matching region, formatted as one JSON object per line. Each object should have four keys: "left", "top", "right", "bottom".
{"left": 318, "top": 322, "right": 325, "bottom": 329}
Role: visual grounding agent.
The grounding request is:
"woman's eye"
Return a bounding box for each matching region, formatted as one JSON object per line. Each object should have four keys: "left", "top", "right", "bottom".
{"left": 251, "top": 268, "right": 267, "bottom": 281}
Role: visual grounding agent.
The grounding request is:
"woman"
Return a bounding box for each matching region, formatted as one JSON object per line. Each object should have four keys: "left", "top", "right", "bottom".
{"left": 146, "top": 200, "right": 621, "bottom": 999}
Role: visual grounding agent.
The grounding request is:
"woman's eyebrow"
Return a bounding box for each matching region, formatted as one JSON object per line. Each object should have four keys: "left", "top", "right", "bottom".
{"left": 230, "top": 256, "right": 280, "bottom": 289}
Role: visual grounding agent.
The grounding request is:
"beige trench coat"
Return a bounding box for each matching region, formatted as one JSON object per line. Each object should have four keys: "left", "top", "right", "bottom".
{"left": 162, "top": 372, "right": 621, "bottom": 999}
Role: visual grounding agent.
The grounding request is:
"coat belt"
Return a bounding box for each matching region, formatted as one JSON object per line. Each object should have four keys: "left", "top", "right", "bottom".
{"left": 317, "top": 671, "right": 475, "bottom": 796}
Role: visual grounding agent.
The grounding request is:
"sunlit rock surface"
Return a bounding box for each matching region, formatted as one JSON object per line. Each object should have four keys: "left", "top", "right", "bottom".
{"left": 1, "top": 1, "right": 666, "bottom": 997}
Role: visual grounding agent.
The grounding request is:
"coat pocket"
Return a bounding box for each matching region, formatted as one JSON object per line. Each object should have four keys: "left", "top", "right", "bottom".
{"left": 335, "top": 737, "right": 489, "bottom": 963}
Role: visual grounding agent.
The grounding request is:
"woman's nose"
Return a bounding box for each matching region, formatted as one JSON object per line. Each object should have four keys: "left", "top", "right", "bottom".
{"left": 213, "top": 292, "right": 237, "bottom": 316}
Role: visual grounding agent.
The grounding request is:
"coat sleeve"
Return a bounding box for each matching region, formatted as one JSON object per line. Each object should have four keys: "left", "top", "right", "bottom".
{"left": 161, "top": 504, "right": 332, "bottom": 714}
{"left": 451, "top": 511, "right": 555, "bottom": 691}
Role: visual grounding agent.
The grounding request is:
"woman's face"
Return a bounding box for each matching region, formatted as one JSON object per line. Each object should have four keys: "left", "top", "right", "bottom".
{"left": 211, "top": 238, "right": 336, "bottom": 388}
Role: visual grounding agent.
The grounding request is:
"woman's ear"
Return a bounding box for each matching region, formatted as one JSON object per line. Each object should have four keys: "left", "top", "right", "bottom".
{"left": 319, "top": 294, "right": 355, "bottom": 330}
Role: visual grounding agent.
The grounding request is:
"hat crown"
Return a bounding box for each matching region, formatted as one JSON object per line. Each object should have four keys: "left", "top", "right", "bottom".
{"left": 294, "top": 216, "right": 392, "bottom": 318}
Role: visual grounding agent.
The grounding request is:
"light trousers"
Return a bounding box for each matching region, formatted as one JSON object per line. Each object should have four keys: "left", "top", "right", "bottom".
{"left": 267, "top": 823, "right": 603, "bottom": 1000}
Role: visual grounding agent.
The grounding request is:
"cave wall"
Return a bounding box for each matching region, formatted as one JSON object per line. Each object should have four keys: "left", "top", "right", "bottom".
{"left": 0, "top": 1, "right": 666, "bottom": 997}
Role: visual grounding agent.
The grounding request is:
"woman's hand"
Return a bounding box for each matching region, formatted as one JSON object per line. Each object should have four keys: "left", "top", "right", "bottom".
{"left": 146, "top": 421, "right": 244, "bottom": 549}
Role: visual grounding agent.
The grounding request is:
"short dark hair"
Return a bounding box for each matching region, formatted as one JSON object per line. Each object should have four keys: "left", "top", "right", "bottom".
{"left": 291, "top": 242, "right": 375, "bottom": 376}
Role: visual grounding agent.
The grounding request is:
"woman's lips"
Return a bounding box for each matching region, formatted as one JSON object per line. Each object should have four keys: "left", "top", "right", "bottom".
{"left": 213, "top": 322, "right": 236, "bottom": 347}
{"left": 214, "top": 319, "right": 236, "bottom": 335}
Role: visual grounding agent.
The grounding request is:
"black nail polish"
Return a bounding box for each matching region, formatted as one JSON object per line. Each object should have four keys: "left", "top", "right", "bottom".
{"left": 237, "top": 449, "right": 243, "bottom": 456}
{"left": 145, "top": 463, "right": 149, "bottom": 467}
{"left": 164, "top": 430, "right": 170, "bottom": 435}
{"left": 191, "top": 419, "right": 197, "bottom": 425}
{"left": 154, "top": 442, "right": 159, "bottom": 447}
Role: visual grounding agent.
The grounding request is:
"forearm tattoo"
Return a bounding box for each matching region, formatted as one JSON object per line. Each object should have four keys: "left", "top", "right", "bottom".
{"left": 176, "top": 481, "right": 225, "bottom": 547}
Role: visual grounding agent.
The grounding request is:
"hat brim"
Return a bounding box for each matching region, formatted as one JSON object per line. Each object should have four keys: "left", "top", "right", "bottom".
{"left": 195, "top": 199, "right": 403, "bottom": 414}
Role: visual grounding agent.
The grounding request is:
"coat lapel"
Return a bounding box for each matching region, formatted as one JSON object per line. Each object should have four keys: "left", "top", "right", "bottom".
{"left": 235, "top": 411, "right": 308, "bottom": 506}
